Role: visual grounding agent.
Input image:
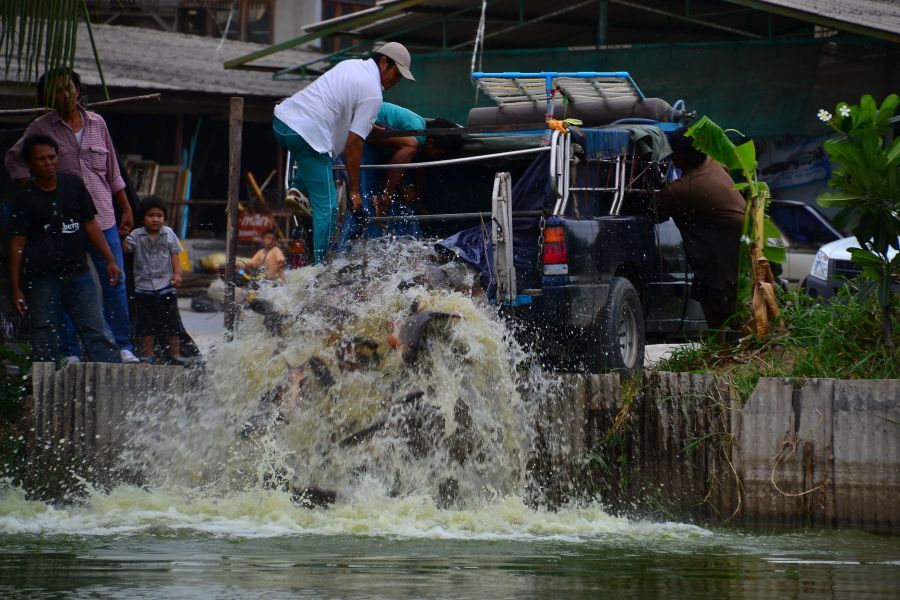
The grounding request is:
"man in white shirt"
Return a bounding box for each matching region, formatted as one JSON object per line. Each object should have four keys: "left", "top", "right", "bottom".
{"left": 273, "top": 42, "right": 415, "bottom": 263}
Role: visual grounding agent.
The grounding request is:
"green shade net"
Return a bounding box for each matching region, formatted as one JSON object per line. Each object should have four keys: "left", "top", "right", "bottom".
{"left": 385, "top": 39, "right": 890, "bottom": 138}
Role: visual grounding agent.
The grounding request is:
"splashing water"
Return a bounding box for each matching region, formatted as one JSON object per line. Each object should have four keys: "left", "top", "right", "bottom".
{"left": 119, "top": 238, "right": 544, "bottom": 511}
{"left": 1, "top": 238, "right": 710, "bottom": 545}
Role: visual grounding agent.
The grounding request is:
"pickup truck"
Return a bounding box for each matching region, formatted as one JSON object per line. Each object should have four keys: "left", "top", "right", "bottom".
{"left": 353, "top": 72, "right": 708, "bottom": 375}
{"left": 429, "top": 73, "right": 705, "bottom": 374}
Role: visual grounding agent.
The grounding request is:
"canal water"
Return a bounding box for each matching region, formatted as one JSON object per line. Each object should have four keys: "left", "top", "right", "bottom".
{"left": 1, "top": 482, "right": 898, "bottom": 598}
{"left": 2, "top": 240, "right": 898, "bottom": 597}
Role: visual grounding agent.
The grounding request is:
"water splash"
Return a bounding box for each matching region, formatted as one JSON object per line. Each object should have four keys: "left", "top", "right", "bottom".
{"left": 3, "top": 239, "right": 681, "bottom": 542}
{"left": 121, "top": 239, "right": 542, "bottom": 508}
{"left": 0, "top": 479, "right": 710, "bottom": 542}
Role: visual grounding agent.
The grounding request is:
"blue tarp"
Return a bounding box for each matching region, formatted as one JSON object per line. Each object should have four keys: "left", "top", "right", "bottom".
{"left": 581, "top": 128, "right": 631, "bottom": 160}
{"left": 436, "top": 152, "right": 554, "bottom": 297}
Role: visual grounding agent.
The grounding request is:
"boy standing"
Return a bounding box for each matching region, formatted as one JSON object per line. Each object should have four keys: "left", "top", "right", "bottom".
{"left": 124, "top": 196, "right": 184, "bottom": 362}
{"left": 9, "top": 135, "right": 121, "bottom": 364}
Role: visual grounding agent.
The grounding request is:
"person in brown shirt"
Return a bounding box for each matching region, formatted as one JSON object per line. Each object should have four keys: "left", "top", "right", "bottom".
{"left": 656, "top": 131, "right": 746, "bottom": 332}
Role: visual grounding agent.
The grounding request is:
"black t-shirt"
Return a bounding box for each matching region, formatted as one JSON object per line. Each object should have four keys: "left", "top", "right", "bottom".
{"left": 11, "top": 172, "right": 97, "bottom": 276}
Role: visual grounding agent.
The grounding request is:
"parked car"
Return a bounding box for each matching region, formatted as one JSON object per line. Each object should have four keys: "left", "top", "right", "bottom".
{"left": 767, "top": 199, "right": 843, "bottom": 288}
{"left": 804, "top": 236, "right": 900, "bottom": 299}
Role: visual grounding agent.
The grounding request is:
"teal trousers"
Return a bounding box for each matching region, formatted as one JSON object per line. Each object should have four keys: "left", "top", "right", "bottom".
{"left": 273, "top": 117, "right": 338, "bottom": 263}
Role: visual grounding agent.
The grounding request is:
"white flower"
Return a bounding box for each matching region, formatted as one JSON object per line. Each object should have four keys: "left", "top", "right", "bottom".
{"left": 839, "top": 105, "right": 851, "bottom": 118}
{"left": 817, "top": 109, "right": 832, "bottom": 122}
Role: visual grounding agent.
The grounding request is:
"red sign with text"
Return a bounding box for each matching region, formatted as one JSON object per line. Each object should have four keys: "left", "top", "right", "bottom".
{"left": 238, "top": 213, "right": 274, "bottom": 244}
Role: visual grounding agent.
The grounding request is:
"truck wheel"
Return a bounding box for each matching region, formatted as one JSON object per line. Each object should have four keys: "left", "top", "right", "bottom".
{"left": 599, "top": 277, "right": 645, "bottom": 376}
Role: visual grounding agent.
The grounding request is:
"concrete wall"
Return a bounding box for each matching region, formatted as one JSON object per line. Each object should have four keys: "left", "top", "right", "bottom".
{"left": 27, "top": 362, "right": 201, "bottom": 498}
{"left": 533, "top": 373, "right": 899, "bottom": 532}
{"left": 26, "top": 364, "right": 900, "bottom": 531}
{"left": 737, "top": 377, "right": 900, "bottom": 530}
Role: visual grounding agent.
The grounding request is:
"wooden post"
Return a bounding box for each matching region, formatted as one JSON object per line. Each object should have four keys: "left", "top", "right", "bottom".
{"left": 225, "top": 97, "right": 244, "bottom": 332}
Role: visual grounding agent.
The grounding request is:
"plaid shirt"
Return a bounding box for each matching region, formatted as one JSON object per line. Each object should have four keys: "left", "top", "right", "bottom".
{"left": 5, "top": 108, "right": 126, "bottom": 231}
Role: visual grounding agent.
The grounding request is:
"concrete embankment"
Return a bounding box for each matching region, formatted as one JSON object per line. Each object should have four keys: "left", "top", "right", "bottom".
{"left": 26, "top": 363, "right": 900, "bottom": 532}
{"left": 535, "top": 372, "right": 900, "bottom": 532}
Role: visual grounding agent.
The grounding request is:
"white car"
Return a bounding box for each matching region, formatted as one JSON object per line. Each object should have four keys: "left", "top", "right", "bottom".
{"left": 768, "top": 200, "right": 842, "bottom": 288}
{"left": 804, "top": 236, "right": 900, "bottom": 299}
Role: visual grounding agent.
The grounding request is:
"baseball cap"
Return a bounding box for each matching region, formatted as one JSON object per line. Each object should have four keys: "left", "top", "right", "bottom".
{"left": 375, "top": 41, "right": 415, "bottom": 81}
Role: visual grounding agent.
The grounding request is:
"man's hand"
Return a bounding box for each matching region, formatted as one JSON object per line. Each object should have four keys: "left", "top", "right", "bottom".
{"left": 372, "top": 193, "right": 390, "bottom": 217}
{"left": 106, "top": 262, "right": 121, "bottom": 286}
{"left": 349, "top": 190, "right": 363, "bottom": 210}
{"left": 118, "top": 207, "right": 134, "bottom": 236}
{"left": 172, "top": 272, "right": 182, "bottom": 287}
{"left": 12, "top": 289, "right": 27, "bottom": 316}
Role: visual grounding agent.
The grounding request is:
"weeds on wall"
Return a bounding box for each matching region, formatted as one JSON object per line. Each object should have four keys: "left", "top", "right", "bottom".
{"left": 657, "top": 288, "right": 900, "bottom": 402}
{"left": 0, "top": 343, "right": 31, "bottom": 480}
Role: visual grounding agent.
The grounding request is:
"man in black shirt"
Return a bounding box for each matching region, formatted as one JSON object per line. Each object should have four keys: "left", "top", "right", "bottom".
{"left": 9, "top": 135, "right": 121, "bottom": 364}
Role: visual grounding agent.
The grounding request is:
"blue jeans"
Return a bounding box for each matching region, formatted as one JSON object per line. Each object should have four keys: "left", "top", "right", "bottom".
{"left": 273, "top": 117, "right": 338, "bottom": 263}
{"left": 59, "top": 226, "right": 133, "bottom": 356}
{"left": 26, "top": 268, "right": 121, "bottom": 363}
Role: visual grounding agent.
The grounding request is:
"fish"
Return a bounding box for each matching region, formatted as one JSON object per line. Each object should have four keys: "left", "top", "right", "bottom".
{"left": 245, "top": 298, "right": 290, "bottom": 336}
{"left": 334, "top": 335, "right": 381, "bottom": 372}
{"left": 241, "top": 357, "right": 334, "bottom": 438}
{"left": 397, "top": 262, "right": 481, "bottom": 295}
{"left": 387, "top": 310, "right": 459, "bottom": 365}
{"left": 338, "top": 389, "right": 425, "bottom": 448}
{"left": 291, "top": 486, "right": 337, "bottom": 509}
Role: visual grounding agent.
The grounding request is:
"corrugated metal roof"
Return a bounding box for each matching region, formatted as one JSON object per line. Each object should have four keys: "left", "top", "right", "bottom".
{"left": 3, "top": 23, "right": 321, "bottom": 97}
{"left": 724, "top": 0, "right": 899, "bottom": 39}
{"left": 302, "top": 0, "right": 898, "bottom": 48}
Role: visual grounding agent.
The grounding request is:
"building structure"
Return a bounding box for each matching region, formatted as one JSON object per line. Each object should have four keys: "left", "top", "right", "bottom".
{"left": 0, "top": 22, "right": 321, "bottom": 235}
{"left": 80, "top": 0, "right": 361, "bottom": 47}
{"left": 225, "top": 0, "right": 899, "bottom": 207}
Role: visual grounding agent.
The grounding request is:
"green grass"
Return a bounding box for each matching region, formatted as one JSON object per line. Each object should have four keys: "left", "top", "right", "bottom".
{"left": 656, "top": 288, "right": 899, "bottom": 402}
{"left": 0, "top": 343, "right": 31, "bottom": 481}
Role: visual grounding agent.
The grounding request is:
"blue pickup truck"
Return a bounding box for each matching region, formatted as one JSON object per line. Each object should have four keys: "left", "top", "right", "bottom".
{"left": 354, "top": 72, "right": 707, "bottom": 375}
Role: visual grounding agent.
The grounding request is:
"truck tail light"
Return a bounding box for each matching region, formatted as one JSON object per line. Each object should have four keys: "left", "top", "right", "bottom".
{"left": 289, "top": 225, "right": 309, "bottom": 268}
{"left": 542, "top": 225, "right": 569, "bottom": 274}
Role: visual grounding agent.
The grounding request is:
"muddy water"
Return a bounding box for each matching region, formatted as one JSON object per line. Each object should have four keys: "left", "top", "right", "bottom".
{"left": 0, "top": 484, "right": 897, "bottom": 599}
{"left": 2, "top": 239, "right": 898, "bottom": 597}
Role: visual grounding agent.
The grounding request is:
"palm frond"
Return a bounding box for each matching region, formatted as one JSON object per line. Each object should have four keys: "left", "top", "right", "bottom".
{"left": 0, "top": 0, "right": 107, "bottom": 103}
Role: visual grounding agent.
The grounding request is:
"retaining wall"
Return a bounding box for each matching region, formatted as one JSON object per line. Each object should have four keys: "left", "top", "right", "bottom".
{"left": 527, "top": 373, "right": 899, "bottom": 531}
{"left": 26, "top": 363, "right": 900, "bottom": 531}
{"left": 27, "top": 362, "right": 201, "bottom": 497}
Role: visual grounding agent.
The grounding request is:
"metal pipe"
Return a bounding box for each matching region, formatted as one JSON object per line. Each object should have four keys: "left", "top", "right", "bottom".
{"left": 366, "top": 210, "right": 545, "bottom": 224}
{"left": 0, "top": 92, "right": 162, "bottom": 117}
{"left": 332, "top": 145, "right": 551, "bottom": 171}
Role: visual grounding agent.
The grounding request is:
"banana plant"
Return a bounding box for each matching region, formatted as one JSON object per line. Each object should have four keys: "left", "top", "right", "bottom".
{"left": 0, "top": 0, "right": 108, "bottom": 103}
{"left": 684, "top": 116, "right": 786, "bottom": 339}
{"left": 817, "top": 94, "right": 900, "bottom": 354}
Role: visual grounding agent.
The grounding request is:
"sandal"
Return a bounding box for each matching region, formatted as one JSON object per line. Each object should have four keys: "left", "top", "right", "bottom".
{"left": 286, "top": 188, "right": 312, "bottom": 220}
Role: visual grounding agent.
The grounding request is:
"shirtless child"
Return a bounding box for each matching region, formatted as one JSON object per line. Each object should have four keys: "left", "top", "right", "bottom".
{"left": 246, "top": 229, "right": 286, "bottom": 282}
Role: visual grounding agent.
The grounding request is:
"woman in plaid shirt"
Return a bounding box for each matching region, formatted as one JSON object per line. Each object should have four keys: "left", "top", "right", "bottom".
{"left": 5, "top": 68, "right": 139, "bottom": 363}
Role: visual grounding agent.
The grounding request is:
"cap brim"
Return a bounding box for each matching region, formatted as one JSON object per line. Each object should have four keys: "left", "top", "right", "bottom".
{"left": 397, "top": 63, "right": 415, "bottom": 81}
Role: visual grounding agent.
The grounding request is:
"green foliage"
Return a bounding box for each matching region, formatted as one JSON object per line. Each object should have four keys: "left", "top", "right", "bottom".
{"left": 657, "top": 289, "right": 900, "bottom": 402}
{"left": 762, "top": 215, "right": 786, "bottom": 265}
{"left": 0, "top": 344, "right": 31, "bottom": 422}
{"left": 817, "top": 95, "right": 900, "bottom": 317}
{"left": 0, "top": 0, "right": 107, "bottom": 102}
